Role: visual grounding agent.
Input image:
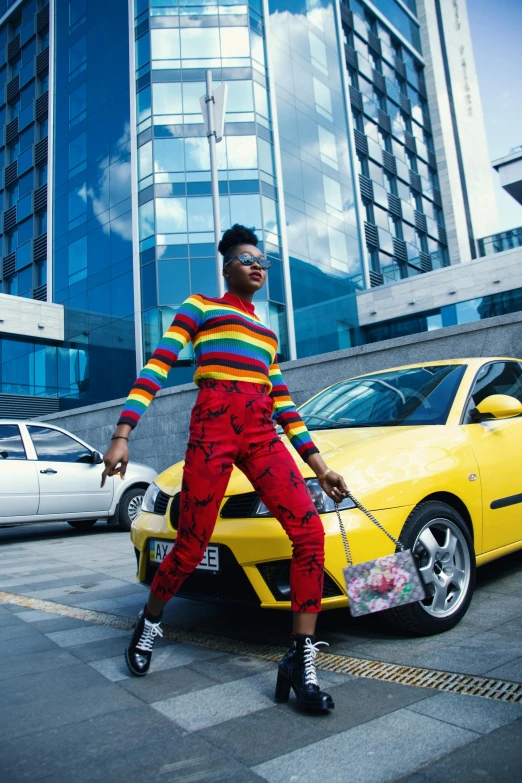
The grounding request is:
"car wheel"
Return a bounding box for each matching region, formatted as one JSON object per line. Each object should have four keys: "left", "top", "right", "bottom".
{"left": 118, "top": 486, "right": 145, "bottom": 532}
{"left": 67, "top": 519, "right": 97, "bottom": 531}
{"left": 385, "top": 500, "right": 475, "bottom": 636}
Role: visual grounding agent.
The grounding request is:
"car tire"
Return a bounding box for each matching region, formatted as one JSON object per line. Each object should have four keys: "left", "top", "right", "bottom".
{"left": 385, "top": 500, "right": 476, "bottom": 636}
{"left": 67, "top": 519, "right": 97, "bottom": 531}
{"left": 118, "top": 486, "right": 145, "bottom": 532}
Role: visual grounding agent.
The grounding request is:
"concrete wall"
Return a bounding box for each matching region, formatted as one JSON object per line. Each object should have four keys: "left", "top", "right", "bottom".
{"left": 31, "top": 310, "right": 522, "bottom": 475}
{"left": 0, "top": 293, "right": 64, "bottom": 342}
{"left": 356, "top": 247, "right": 522, "bottom": 325}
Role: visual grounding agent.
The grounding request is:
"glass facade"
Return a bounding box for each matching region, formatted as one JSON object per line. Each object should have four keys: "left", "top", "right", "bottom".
{"left": 342, "top": 0, "right": 449, "bottom": 286}
{"left": 51, "top": 0, "right": 136, "bottom": 403}
{"left": 134, "top": 0, "right": 289, "bottom": 383}
{"left": 0, "top": 0, "right": 49, "bottom": 302}
{"left": 478, "top": 226, "right": 522, "bottom": 258}
{"left": 268, "top": 0, "right": 364, "bottom": 358}
{"left": 363, "top": 286, "right": 522, "bottom": 344}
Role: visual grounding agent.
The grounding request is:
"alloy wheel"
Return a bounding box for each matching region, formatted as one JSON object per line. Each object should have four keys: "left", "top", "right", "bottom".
{"left": 127, "top": 493, "right": 144, "bottom": 522}
{"left": 413, "top": 517, "right": 471, "bottom": 618}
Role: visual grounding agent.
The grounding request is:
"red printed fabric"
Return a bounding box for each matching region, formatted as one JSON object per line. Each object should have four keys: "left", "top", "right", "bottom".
{"left": 151, "top": 380, "right": 325, "bottom": 613}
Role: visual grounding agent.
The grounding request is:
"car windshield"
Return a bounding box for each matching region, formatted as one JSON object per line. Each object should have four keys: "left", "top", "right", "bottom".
{"left": 299, "top": 365, "right": 467, "bottom": 429}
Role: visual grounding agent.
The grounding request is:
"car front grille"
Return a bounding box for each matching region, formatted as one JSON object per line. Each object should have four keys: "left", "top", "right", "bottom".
{"left": 144, "top": 543, "right": 260, "bottom": 606}
{"left": 153, "top": 490, "right": 170, "bottom": 516}
{"left": 169, "top": 493, "right": 181, "bottom": 529}
{"left": 257, "top": 559, "right": 343, "bottom": 602}
{"left": 220, "top": 492, "right": 259, "bottom": 518}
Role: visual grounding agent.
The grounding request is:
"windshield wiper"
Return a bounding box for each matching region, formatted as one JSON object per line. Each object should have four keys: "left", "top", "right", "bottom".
{"left": 302, "top": 414, "right": 355, "bottom": 426}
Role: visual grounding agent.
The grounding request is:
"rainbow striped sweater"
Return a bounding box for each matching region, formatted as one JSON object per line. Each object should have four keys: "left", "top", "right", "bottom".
{"left": 118, "top": 292, "right": 319, "bottom": 461}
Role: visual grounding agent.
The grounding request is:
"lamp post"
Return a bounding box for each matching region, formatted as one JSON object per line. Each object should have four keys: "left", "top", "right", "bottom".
{"left": 200, "top": 70, "right": 228, "bottom": 297}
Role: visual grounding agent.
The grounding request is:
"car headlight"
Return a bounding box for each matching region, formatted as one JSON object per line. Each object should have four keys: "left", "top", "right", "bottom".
{"left": 141, "top": 482, "right": 161, "bottom": 513}
{"left": 253, "top": 478, "right": 355, "bottom": 516}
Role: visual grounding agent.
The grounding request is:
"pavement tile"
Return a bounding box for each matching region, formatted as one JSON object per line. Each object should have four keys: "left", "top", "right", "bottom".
{"left": 67, "top": 634, "right": 137, "bottom": 663}
{"left": 0, "top": 648, "right": 79, "bottom": 680}
{"left": 112, "top": 591, "right": 149, "bottom": 607}
{"left": 45, "top": 625, "right": 128, "bottom": 648}
{"left": 89, "top": 641, "right": 220, "bottom": 682}
{"left": 0, "top": 705, "right": 262, "bottom": 783}
{"left": 304, "top": 677, "right": 432, "bottom": 735}
{"left": 396, "top": 718, "right": 522, "bottom": 783}
{"left": 414, "top": 636, "right": 522, "bottom": 676}
{"left": 0, "top": 662, "right": 109, "bottom": 706}
{"left": 4, "top": 631, "right": 57, "bottom": 656}
{"left": 119, "top": 663, "right": 218, "bottom": 703}
{"left": 253, "top": 708, "right": 476, "bottom": 783}
{"left": 0, "top": 680, "right": 142, "bottom": 741}
{"left": 484, "top": 656, "right": 522, "bottom": 683}
{"left": 14, "top": 610, "right": 64, "bottom": 623}
{"left": 0, "top": 612, "right": 30, "bottom": 628}
{"left": 0, "top": 622, "right": 44, "bottom": 642}
{"left": 187, "top": 653, "right": 278, "bottom": 684}
{"left": 152, "top": 669, "right": 346, "bottom": 732}
{"left": 0, "top": 569, "right": 98, "bottom": 588}
{"left": 407, "top": 691, "right": 522, "bottom": 734}
{"left": 24, "top": 617, "right": 94, "bottom": 634}
{"left": 152, "top": 670, "right": 277, "bottom": 731}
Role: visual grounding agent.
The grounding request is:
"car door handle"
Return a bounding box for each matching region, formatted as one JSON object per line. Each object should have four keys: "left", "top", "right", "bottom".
{"left": 40, "top": 468, "right": 58, "bottom": 474}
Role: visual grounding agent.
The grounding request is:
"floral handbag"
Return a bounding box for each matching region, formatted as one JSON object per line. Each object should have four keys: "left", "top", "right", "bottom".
{"left": 335, "top": 494, "right": 425, "bottom": 617}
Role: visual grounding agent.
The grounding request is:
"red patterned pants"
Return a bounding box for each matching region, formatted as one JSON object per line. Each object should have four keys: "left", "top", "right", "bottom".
{"left": 150, "top": 380, "right": 325, "bottom": 612}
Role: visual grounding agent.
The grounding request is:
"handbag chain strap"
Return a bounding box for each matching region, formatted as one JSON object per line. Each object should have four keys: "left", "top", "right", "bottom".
{"left": 335, "top": 492, "right": 404, "bottom": 568}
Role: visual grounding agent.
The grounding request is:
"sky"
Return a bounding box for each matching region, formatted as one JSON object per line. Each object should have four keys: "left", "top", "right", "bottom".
{"left": 467, "top": 0, "right": 522, "bottom": 232}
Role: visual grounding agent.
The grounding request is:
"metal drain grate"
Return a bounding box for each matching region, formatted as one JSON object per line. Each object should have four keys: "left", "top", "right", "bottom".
{"left": 2, "top": 591, "right": 521, "bottom": 703}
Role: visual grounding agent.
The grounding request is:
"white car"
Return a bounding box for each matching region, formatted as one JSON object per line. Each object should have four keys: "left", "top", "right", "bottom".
{"left": 0, "top": 419, "right": 157, "bottom": 531}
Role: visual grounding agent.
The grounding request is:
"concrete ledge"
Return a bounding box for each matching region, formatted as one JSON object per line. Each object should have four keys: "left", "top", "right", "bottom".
{"left": 0, "top": 293, "right": 64, "bottom": 342}
{"left": 33, "top": 311, "right": 522, "bottom": 474}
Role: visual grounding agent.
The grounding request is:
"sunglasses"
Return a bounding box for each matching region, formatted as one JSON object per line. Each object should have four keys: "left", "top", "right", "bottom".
{"left": 224, "top": 253, "right": 272, "bottom": 270}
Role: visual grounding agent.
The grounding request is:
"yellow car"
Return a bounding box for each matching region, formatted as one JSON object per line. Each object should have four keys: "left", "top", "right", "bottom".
{"left": 131, "top": 357, "right": 522, "bottom": 635}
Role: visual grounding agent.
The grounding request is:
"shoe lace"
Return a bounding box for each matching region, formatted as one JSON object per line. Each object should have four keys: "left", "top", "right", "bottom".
{"left": 302, "top": 638, "right": 329, "bottom": 687}
{"left": 136, "top": 618, "right": 163, "bottom": 652}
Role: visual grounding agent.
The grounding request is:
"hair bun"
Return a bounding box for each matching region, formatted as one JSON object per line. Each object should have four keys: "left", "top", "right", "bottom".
{"left": 218, "top": 224, "right": 258, "bottom": 256}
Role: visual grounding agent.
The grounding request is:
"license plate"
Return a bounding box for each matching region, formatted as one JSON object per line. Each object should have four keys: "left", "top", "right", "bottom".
{"left": 149, "top": 539, "right": 220, "bottom": 572}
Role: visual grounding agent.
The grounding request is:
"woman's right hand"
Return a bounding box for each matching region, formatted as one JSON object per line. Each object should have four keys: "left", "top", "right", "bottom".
{"left": 101, "top": 440, "right": 129, "bottom": 487}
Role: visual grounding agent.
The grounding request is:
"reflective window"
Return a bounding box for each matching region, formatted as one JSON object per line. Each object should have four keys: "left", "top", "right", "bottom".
{"left": 468, "top": 362, "right": 522, "bottom": 409}
{"left": 154, "top": 138, "right": 184, "bottom": 172}
{"left": 27, "top": 426, "right": 93, "bottom": 463}
{"left": 156, "top": 197, "right": 187, "bottom": 233}
{"left": 69, "top": 82, "right": 86, "bottom": 126}
{"left": 152, "top": 82, "right": 181, "bottom": 115}
{"left": 0, "top": 424, "right": 27, "bottom": 460}
{"left": 180, "top": 28, "right": 220, "bottom": 59}
{"left": 226, "top": 135, "right": 257, "bottom": 169}
{"left": 185, "top": 137, "right": 210, "bottom": 171}
{"left": 150, "top": 28, "right": 180, "bottom": 60}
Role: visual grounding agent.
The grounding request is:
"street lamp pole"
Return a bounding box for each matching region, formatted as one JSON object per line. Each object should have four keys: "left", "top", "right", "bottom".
{"left": 201, "top": 70, "right": 227, "bottom": 298}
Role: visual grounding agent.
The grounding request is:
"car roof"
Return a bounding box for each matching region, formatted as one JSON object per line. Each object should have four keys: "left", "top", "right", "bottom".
{"left": 326, "top": 357, "right": 522, "bottom": 384}
{"left": 0, "top": 419, "right": 66, "bottom": 426}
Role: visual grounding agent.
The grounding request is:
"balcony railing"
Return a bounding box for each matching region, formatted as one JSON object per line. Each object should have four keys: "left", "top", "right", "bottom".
{"left": 478, "top": 226, "right": 522, "bottom": 257}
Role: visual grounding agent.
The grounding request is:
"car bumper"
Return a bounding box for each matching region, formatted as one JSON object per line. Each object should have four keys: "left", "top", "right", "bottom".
{"left": 130, "top": 501, "right": 414, "bottom": 611}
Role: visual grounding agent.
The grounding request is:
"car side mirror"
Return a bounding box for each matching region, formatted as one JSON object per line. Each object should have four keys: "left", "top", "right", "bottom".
{"left": 470, "top": 394, "right": 522, "bottom": 422}
{"left": 92, "top": 451, "right": 104, "bottom": 464}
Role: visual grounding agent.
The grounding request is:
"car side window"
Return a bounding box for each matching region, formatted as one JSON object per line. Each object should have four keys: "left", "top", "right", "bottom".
{"left": 466, "top": 362, "right": 522, "bottom": 421}
{"left": 27, "top": 426, "right": 93, "bottom": 463}
{"left": 0, "top": 424, "right": 27, "bottom": 460}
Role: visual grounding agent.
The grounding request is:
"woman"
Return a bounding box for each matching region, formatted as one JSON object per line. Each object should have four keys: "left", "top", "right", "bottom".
{"left": 101, "top": 224, "right": 349, "bottom": 712}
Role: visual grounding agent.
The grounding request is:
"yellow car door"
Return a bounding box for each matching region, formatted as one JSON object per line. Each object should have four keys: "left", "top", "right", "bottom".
{"left": 462, "top": 360, "right": 522, "bottom": 553}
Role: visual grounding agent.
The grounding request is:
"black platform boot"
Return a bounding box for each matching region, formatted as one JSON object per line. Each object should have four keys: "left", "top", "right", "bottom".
{"left": 275, "top": 633, "right": 334, "bottom": 712}
{"left": 125, "top": 606, "right": 163, "bottom": 677}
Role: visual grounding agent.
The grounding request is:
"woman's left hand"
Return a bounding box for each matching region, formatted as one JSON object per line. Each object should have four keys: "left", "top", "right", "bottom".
{"left": 320, "top": 470, "right": 350, "bottom": 504}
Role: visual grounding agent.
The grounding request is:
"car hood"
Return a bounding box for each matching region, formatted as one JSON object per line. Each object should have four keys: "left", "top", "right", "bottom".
{"left": 155, "top": 423, "right": 463, "bottom": 510}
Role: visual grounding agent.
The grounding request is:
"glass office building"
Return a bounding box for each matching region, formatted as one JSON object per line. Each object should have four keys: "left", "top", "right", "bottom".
{"left": 0, "top": 0, "right": 461, "bottom": 410}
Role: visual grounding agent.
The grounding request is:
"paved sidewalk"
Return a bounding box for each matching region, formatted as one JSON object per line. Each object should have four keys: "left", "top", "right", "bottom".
{"left": 1, "top": 523, "right": 521, "bottom": 782}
